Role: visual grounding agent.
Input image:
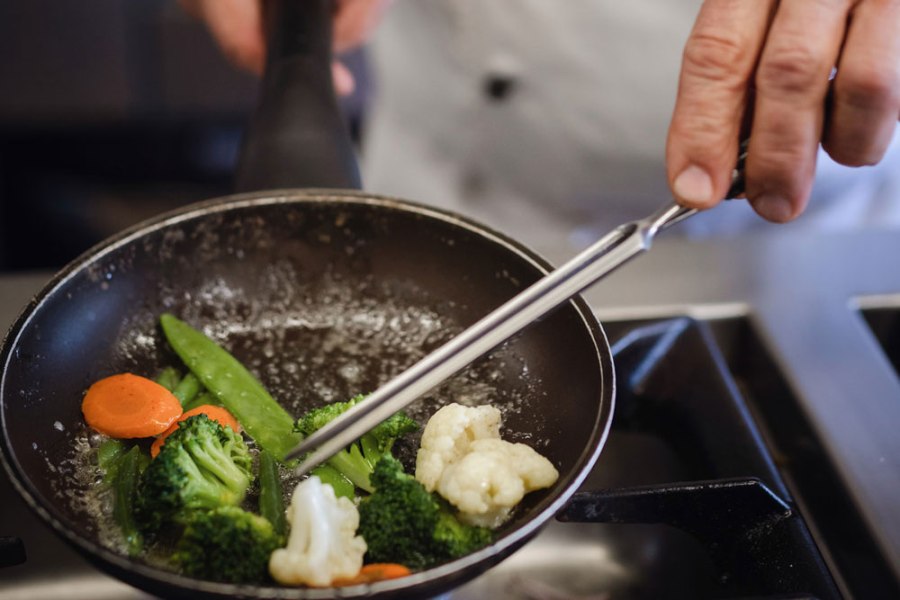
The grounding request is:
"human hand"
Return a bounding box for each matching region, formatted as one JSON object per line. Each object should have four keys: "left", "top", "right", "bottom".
{"left": 178, "top": 0, "right": 391, "bottom": 96}
{"left": 666, "top": 0, "right": 900, "bottom": 222}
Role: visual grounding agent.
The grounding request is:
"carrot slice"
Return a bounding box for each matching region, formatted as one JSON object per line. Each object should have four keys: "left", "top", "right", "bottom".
{"left": 150, "top": 404, "right": 240, "bottom": 458}
{"left": 331, "top": 563, "right": 412, "bottom": 587}
{"left": 82, "top": 373, "right": 183, "bottom": 439}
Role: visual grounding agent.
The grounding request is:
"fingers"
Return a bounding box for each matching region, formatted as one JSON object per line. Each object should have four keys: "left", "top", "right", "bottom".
{"left": 179, "top": 0, "right": 266, "bottom": 75}
{"left": 746, "top": 0, "right": 852, "bottom": 222}
{"left": 330, "top": 0, "right": 394, "bottom": 97}
{"left": 670, "top": 0, "right": 900, "bottom": 224}
{"left": 822, "top": 0, "right": 900, "bottom": 167}
{"left": 667, "top": 0, "right": 776, "bottom": 210}
{"left": 332, "top": 60, "right": 356, "bottom": 97}
{"left": 333, "top": 0, "right": 393, "bottom": 53}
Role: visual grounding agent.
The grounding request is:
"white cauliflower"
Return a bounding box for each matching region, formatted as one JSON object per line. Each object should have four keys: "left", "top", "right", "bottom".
{"left": 415, "top": 403, "right": 559, "bottom": 529}
{"left": 268, "top": 476, "right": 367, "bottom": 587}
{"left": 415, "top": 403, "right": 501, "bottom": 491}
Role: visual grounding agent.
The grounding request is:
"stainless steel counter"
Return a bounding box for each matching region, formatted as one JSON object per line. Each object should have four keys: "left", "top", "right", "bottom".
{"left": 3, "top": 227, "right": 900, "bottom": 597}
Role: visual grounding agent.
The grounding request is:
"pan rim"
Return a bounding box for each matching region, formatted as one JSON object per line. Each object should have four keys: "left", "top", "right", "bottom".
{"left": 0, "top": 188, "right": 615, "bottom": 598}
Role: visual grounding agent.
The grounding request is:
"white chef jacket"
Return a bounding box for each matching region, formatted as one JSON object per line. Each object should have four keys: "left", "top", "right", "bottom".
{"left": 361, "top": 0, "right": 900, "bottom": 256}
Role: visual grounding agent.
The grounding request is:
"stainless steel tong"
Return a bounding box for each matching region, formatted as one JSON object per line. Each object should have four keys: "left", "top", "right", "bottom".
{"left": 285, "top": 146, "right": 748, "bottom": 472}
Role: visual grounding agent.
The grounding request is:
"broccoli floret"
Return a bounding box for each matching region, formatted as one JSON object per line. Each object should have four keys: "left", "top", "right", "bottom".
{"left": 173, "top": 506, "right": 282, "bottom": 584}
{"left": 294, "top": 394, "right": 418, "bottom": 493}
{"left": 433, "top": 508, "right": 494, "bottom": 558}
{"left": 135, "top": 414, "right": 253, "bottom": 534}
{"left": 357, "top": 456, "right": 492, "bottom": 569}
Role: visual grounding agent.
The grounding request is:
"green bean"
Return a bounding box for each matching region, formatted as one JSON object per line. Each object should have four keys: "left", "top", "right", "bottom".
{"left": 154, "top": 367, "right": 181, "bottom": 392}
{"left": 112, "top": 446, "right": 148, "bottom": 556}
{"left": 159, "top": 313, "right": 300, "bottom": 460}
{"left": 258, "top": 450, "right": 286, "bottom": 537}
{"left": 172, "top": 372, "right": 203, "bottom": 407}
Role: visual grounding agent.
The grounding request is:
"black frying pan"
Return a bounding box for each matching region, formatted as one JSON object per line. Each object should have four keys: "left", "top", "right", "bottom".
{"left": 0, "top": 2, "right": 615, "bottom": 598}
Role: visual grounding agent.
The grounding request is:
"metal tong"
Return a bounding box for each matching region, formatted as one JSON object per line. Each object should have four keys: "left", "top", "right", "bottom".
{"left": 285, "top": 145, "right": 748, "bottom": 472}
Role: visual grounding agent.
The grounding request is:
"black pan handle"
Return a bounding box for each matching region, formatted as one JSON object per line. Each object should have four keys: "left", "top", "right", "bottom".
{"left": 234, "top": 0, "right": 362, "bottom": 191}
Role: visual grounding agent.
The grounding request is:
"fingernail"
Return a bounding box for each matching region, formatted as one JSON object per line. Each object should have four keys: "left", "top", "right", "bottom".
{"left": 673, "top": 165, "right": 714, "bottom": 205}
{"left": 751, "top": 193, "right": 794, "bottom": 222}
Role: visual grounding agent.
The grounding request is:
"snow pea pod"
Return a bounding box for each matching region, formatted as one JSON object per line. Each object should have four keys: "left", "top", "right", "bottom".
{"left": 159, "top": 314, "right": 300, "bottom": 460}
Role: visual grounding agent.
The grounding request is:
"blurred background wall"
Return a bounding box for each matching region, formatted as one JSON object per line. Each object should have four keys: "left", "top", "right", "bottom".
{"left": 0, "top": 0, "right": 366, "bottom": 271}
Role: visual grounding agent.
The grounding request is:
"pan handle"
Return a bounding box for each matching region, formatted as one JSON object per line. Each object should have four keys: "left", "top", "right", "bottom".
{"left": 234, "top": 0, "right": 362, "bottom": 192}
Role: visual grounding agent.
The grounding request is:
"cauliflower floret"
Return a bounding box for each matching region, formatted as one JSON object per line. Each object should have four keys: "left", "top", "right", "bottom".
{"left": 415, "top": 403, "right": 501, "bottom": 492}
{"left": 415, "top": 403, "right": 559, "bottom": 529}
{"left": 436, "top": 438, "right": 559, "bottom": 528}
{"left": 268, "top": 476, "right": 367, "bottom": 587}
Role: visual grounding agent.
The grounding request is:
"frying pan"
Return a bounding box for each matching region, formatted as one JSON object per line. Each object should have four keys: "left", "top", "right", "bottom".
{"left": 0, "top": 1, "right": 615, "bottom": 598}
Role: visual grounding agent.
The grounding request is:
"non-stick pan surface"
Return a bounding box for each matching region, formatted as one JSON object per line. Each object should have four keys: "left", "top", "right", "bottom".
{"left": 0, "top": 189, "right": 614, "bottom": 598}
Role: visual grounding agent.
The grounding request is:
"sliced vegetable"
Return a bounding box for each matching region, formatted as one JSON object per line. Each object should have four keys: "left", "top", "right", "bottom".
{"left": 159, "top": 314, "right": 300, "bottom": 460}
{"left": 150, "top": 404, "right": 240, "bottom": 458}
{"left": 331, "top": 563, "right": 412, "bottom": 586}
{"left": 112, "top": 445, "right": 150, "bottom": 556}
{"left": 258, "top": 450, "right": 287, "bottom": 536}
{"left": 82, "top": 373, "right": 183, "bottom": 438}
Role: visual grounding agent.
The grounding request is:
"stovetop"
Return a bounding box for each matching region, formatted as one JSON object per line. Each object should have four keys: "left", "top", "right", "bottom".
{"left": 3, "top": 229, "right": 900, "bottom": 599}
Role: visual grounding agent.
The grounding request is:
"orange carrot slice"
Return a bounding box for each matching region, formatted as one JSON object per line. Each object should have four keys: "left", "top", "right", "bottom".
{"left": 150, "top": 404, "right": 240, "bottom": 458}
{"left": 331, "top": 563, "right": 412, "bottom": 587}
{"left": 82, "top": 373, "right": 183, "bottom": 439}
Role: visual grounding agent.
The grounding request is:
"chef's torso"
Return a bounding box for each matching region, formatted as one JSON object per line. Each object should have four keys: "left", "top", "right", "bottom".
{"left": 362, "top": 0, "right": 900, "bottom": 254}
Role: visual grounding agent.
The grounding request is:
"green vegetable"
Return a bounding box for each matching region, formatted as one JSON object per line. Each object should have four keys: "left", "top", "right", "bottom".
{"left": 97, "top": 438, "right": 126, "bottom": 482}
{"left": 110, "top": 445, "right": 149, "bottom": 556}
{"left": 135, "top": 414, "right": 253, "bottom": 534}
{"left": 311, "top": 463, "right": 355, "bottom": 500}
{"left": 159, "top": 313, "right": 300, "bottom": 460}
{"left": 183, "top": 390, "right": 222, "bottom": 413}
{"left": 357, "top": 456, "right": 492, "bottom": 569}
{"left": 172, "top": 372, "right": 203, "bottom": 407}
{"left": 294, "top": 394, "right": 418, "bottom": 493}
{"left": 155, "top": 367, "right": 182, "bottom": 392}
{"left": 173, "top": 506, "right": 282, "bottom": 584}
{"left": 257, "top": 450, "right": 286, "bottom": 536}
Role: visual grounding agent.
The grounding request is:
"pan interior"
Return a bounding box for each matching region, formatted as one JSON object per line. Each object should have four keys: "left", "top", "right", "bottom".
{"left": 0, "top": 193, "right": 608, "bottom": 590}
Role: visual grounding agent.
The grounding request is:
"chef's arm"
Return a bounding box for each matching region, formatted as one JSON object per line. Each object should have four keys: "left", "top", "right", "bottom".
{"left": 666, "top": 0, "right": 900, "bottom": 223}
